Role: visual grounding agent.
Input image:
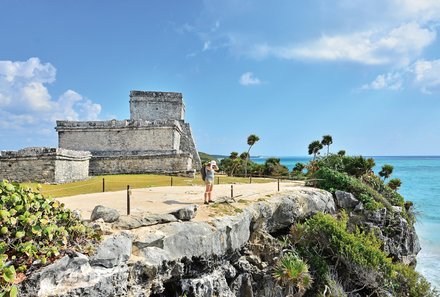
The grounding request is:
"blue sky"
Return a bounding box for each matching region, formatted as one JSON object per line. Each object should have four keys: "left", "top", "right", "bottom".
{"left": 1, "top": 0, "right": 440, "bottom": 156}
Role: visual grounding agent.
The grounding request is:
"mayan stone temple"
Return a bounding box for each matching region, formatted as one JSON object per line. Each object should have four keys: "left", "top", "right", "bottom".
{"left": 0, "top": 91, "right": 201, "bottom": 183}
{"left": 56, "top": 90, "right": 201, "bottom": 176}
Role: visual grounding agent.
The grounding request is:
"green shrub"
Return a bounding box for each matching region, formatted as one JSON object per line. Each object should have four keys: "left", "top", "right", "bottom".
{"left": 290, "top": 212, "right": 437, "bottom": 297}
{"left": 363, "top": 175, "right": 404, "bottom": 206}
{"left": 315, "top": 155, "right": 375, "bottom": 178}
{"left": 0, "top": 180, "right": 100, "bottom": 296}
{"left": 313, "top": 167, "right": 389, "bottom": 210}
{"left": 273, "top": 252, "right": 313, "bottom": 295}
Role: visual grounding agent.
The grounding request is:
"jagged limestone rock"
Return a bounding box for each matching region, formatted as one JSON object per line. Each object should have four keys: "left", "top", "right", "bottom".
{"left": 334, "top": 190, "right": 360, "bottom": 209}
{"left": 89, "top": 232, "right": 132, "bottom": 268}
{"left": 19, "top": 252, "right": 130, "bottom": 297}
{"left": 19, "top": 187, "right": 420, "bottom": 296}
{"left": 170, "top": 204, "right": 198, "bottom": 221}
{"left": 90, "top": 205, "right": 120, "bottom": 223}
{"left": 113, "top": 213, "right": 177, "bottom": 229}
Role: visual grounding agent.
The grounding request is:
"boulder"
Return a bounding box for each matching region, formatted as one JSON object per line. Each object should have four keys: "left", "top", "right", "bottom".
{"left": 114, "top": 213, "right": 177, "bottom": 229}
{"left": 90, "top": 232, "right": 132, "bottom": 268}
{"left": 334, "top": 190, "right": 359, "bottom": 209}
{"left": 170, "top": 204, "right": 198, "bottom": 221}
{"left": 90, "top": 205, "right": 120, "bottom": 223}
{"left": 19, "top": 252, "right": 129, "bottom": 297}
{"left": 354, "top": 202, "right": 364, "bottom": 212}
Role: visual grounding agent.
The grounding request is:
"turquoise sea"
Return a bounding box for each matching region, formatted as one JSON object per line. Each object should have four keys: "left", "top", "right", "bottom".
{"left": 251, "top": 156, "right": 440, "bottom": 288}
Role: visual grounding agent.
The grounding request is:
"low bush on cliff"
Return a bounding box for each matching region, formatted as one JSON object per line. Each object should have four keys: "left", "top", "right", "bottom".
{"left": 290, "top": 212, "right": 437, "bottom": 297}
{"left": 307, "top": 149, "right": 405, "bottom": 209}
{"left": 0, "top": 180, "right": 100, "bottom": 296}
{"left": 313, "top": 167, "right": 388, "bottom": 210}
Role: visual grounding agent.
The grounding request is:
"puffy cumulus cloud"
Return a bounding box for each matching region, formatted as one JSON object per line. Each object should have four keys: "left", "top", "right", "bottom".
{"left": 256, "top": 22, "right": 436, "bottom": 66}
{"left": 239, "top": 72, "right": 262, "bottom": 86}
{"left": 361, "top": 59, "right": 440, "bottom": 93}
{"left": 0, "top": 58, "right": 101, "bottom": 146}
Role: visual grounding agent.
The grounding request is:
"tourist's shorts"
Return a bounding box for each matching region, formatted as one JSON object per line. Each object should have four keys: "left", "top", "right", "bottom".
{"left": 205, "top": 179, "right": 214, "bottom": 185}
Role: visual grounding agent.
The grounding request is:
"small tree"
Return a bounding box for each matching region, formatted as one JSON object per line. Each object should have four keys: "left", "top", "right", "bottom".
{"left": 308, "top": 140, "right": 323, "bottom": 160}
{"left": 379, "top": 164, "right": 394, "bottom": 181}
{"left": 228, "top": 152, "right": 239, "bottom": 176}
{"left": 337, "top": 150, "right": 346, "bottom": 157}
{"left": 388, "top": 178, "right": 402, "bottom": 190}
{"left": 240, "top": 151, "right": 249, "bottom": 160}
{"left": 292, "top": 162, "right": 306, "bottom": 173}
{"left": 244, "top": 134, "right": 260, "bottom": 177}
{"left": 321, "top": 135, "right": 333, "bottom": 155}
{"left": 229, "top": 151, "right": 238, "bottom": 160}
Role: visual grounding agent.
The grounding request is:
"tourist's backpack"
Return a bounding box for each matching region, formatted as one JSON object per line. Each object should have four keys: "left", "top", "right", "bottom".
{"left": 201, "top": 166, "right": 207, "bottom": 181}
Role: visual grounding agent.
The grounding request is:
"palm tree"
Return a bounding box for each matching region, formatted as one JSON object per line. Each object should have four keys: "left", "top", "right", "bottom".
{"left": 308, "top": 140, "right": 323, "bottom": 161}
{"left": 321, "top": 135, "right": 333, "bottom": 155}
{"left": 229, "top": 151, "right": 238, "bottom": 159}
{"left": 388, "top": 178, "right": 402, "bottom": 190}
{"left": 229, "top": 151, "right": 239, "bottom": 176}
{"left": 244, "top": 134, "right": 260, "bottom": 177}
{"left": 379, "top": 164, "right": 394, "bottom": 181}
{"left": 337, "top": 150, "right": 346, "bottom": 157}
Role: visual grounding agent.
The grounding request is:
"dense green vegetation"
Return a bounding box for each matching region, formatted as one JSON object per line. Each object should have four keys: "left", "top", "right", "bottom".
{"left": 288, "top": 213, "right": 437, "bottom": 297}
{"left": 0, "top": 180, "right": 100, "bottom": 296}
{"left": 219, "top": 154, "right": 289, "bottom": 177}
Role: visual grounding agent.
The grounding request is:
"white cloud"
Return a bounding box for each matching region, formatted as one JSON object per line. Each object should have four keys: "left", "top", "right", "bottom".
{"left": 362, "top": 59, "right": 440, "bottom": 93}
{"left": 393, "top": 0, "right": 440, "bottom": 23}
{"left": 239, "top": 72, "right": 262, "bottom": 86}
{"left": 0, "top": 58, "right": 101, "bottom": 144}
{"left": 255, "top": 22, "right": 436, "bottom": 66}
{"left": 362, "top": 72, "right": 403, "bottom": 90}
{"left": 413, "top": 59, "right": 440, "bottom": 93}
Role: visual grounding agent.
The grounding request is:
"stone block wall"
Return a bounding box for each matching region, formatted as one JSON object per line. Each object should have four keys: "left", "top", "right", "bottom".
{"left": 89, "top": 152, "right": 193, "bottom": 176}
{"left": 0, "top": 147, "right": 91, "bottom": 183}
{"left": 180, "top": 122, "right": 201, "bottom": 169}
{"left": 129, "top": 91, "right": 185, "bottom": 121}
{"left": 56, "top": 120, "right": 182, "bottom": 153}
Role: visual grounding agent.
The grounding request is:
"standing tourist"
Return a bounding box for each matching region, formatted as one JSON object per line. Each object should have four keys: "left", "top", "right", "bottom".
{"left": 204, "top": 160, "right": 218, "bottom": 204}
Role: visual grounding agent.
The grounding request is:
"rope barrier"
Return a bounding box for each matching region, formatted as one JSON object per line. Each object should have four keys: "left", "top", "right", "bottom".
{"left": 42, "top": 181, "right": 101, "bottom": 193}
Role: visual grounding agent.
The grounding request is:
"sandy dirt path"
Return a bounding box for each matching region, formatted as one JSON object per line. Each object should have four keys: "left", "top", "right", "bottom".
{"left": 58, "top": 180, "right": 305, "bottom": 221}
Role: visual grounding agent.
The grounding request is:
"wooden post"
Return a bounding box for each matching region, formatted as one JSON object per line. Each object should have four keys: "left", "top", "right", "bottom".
{"left": 127, "top": 185, "right": 131, "bottom": 215}
{"left": 231, "top": 185, "right": 233, "bottom": 198}
{"left": 171, "top": 176, "right": 173, "bottom": 187}
{"left": 102, "top": 178, "right": 105, "bottom": 192}
{"left": 217, "top": 176, "right": 220, "bottom": 185}
{"left": 249, "top": 176, "right": 252, "bottom": 184}
{"left": 277, "top": 179, "right": 280, "bottom": 191}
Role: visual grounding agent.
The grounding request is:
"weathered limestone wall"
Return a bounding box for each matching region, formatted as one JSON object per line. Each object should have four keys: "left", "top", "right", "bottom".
{"left": 0, "top": 147, "right": 91, "bottom": 183}
{"left": 56, "top": 120, "right": 182, "bottom": 153}
{"left": 89, "top": 152, "right": 193, "bottom": 176}
{"left": 129, "top": 91, "right": 185, "bottom": 121}
{"left": 180, "top": 122, "right": 202, "bottom": 169}
{"left": 19, "top": 188, "right": 337, "bottom": 296}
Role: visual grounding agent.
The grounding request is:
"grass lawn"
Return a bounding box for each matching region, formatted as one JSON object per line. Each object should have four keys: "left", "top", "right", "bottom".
{"left": 21, "top": 174, "right": 276, "bottom": 198}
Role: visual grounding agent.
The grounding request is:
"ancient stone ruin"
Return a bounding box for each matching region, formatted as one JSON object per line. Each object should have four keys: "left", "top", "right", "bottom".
{"left": 0, "top": 147, "right": 91, "bottom": 183}
{"left": 0, "top": 91, "right": 200, "bottom": 183}
{"left": 56, "top": 91, "right": 200, "bottom": 176}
